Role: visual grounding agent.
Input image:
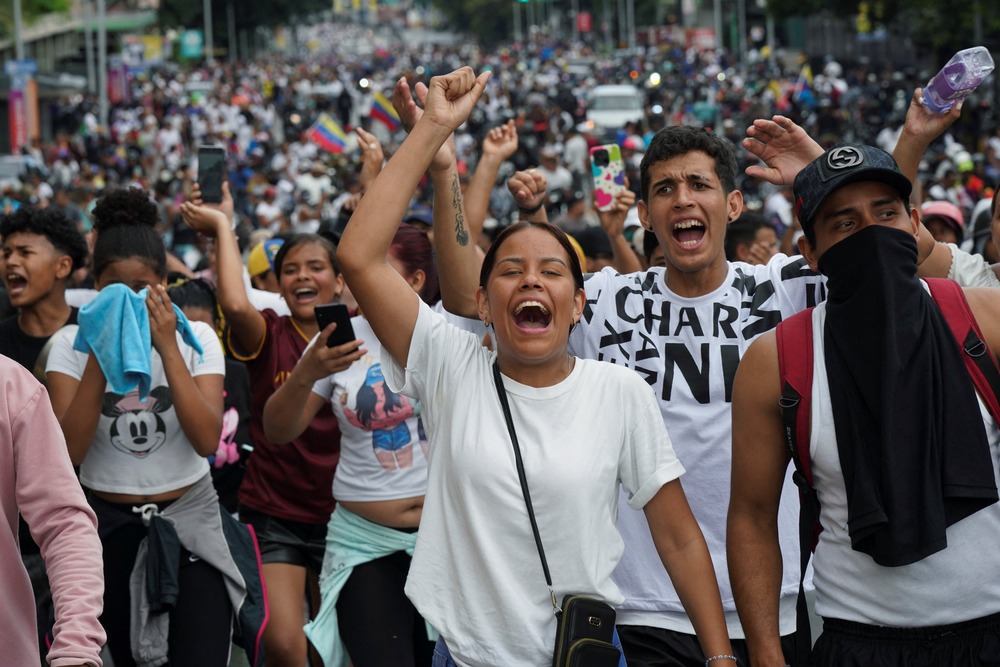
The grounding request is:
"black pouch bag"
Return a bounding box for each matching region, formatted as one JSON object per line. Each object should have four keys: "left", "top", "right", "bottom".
{"left": 553, "top": 595, "right": 619, "bottom": 667}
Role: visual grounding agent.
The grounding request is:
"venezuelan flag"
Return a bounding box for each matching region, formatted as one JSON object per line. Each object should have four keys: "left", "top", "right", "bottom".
{"left": 370, "top": 90, "right": 401, "bottom": 132}
{"left": 309, "top": 113, "right": 347, "bottom": 153}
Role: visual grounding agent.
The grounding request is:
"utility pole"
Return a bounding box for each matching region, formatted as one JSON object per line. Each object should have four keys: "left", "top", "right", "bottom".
{"left": 514, "top": 1, "right": 523, "bottom": 43}
{"left": 83, "top": 0, "right": 96, "bottom": 94}
{"left": 97, "top": 0, "right": 108, "bottom": 132}
{"left": 13, "top": 0, "right": 25, "bottom": 60}
{"left": 203, "top": 0, "right": 214, "bottom": 63}
{"left": 227, "top": 1, "right": 237, "bottom": 63}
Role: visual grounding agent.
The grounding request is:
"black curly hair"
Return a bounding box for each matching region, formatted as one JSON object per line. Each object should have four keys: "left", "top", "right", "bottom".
{"left": 0, "top": 206, "right": 88, "bottom": 271}
{"left": 90, "top": 187, "right": 166, "bottom": 279}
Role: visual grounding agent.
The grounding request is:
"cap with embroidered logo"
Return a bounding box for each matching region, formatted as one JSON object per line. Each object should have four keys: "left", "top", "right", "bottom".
{"left": 793, "top": 144, "right": 912, "bottom": 232}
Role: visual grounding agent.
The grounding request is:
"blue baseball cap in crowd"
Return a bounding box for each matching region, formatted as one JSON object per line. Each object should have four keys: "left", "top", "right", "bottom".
{"left": 404, "top": 204, "right": 433, "bottom": 229}
{"left": 793, "top": 144, "right": 912, "bottom": 233}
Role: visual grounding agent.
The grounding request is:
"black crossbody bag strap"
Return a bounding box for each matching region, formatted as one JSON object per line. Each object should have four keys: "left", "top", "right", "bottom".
{"left": 492, "top": 360, "right": 560, "bottom": 613}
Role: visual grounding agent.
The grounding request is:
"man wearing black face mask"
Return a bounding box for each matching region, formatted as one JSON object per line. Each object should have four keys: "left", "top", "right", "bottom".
{"left": 728, "top": 144, "right": 1000, "bottom": 667}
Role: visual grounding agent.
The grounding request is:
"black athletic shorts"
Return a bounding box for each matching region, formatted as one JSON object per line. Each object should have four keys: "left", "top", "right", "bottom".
{"left": 239, "top": 506, "right": 326, "bottom": 572}
{"left": 812, "top": 613, "right": 1000, "bottom": 666}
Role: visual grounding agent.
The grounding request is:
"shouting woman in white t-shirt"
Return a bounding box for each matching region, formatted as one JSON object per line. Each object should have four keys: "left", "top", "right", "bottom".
{"left": 334, "top": 66, "right": 736, "bottom": 667}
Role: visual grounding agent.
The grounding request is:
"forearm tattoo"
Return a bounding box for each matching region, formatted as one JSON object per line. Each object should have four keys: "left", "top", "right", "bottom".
{"left": 451, "top": 174, "right": 469, "bottom": 246}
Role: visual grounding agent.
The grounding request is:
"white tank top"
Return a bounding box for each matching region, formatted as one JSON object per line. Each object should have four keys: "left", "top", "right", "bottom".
{"left": 809, "top": 302, "right": 1000, "bottom": 625}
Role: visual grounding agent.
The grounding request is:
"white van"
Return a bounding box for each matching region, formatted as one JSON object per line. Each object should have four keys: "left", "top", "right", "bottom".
{"left": 585, "top": 84, "right": 645, "bottom": 137}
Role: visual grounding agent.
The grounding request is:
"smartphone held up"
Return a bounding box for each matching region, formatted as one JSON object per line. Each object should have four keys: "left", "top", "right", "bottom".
{"left": 198, "top": 145, "right": 226, "bottom": 204}
{"left": 590, "top": 144, "right": 626, "bottom": 212}
{"left": 314, "top": 303, "right": 357, "bottom": 349}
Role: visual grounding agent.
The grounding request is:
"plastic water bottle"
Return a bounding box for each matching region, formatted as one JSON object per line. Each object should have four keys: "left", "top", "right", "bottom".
{"left": 922, "top": 47, "right": 995, "bottom": 114}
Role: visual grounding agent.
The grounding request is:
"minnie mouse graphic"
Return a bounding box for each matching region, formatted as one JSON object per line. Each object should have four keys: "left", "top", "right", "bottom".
{"left": 101, "top": 386, "right": 172, "bottom": 459}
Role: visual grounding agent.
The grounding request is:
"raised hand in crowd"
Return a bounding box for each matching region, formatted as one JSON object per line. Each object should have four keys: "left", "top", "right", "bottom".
{"left": 391, "top": 76, "right": 428, "bottom": 133}
{"left": 338, "top": 65, "right": 490, "bottom": 364}
{"left": 893, "top": 86, "right": 963, "bottom": 193}
{"left": 481, "top": 119, "right": 519, "bottom": 163}
{"left": 464, "top": 119, "right": 519, "bottom": 233}
{"left": 506, "top": 168, "right": 549, "bottom": 223}
{"left": 743, "top": 115, "right": 824, "bottom": 186}
{"left": 596, "top": 184, "right": 641, "bottom": 274}
{"left": 355, "top": 126, "right": 385, "bottom": 192}
{"left": 183, "top": 181, "right": 234, "bottom": 232}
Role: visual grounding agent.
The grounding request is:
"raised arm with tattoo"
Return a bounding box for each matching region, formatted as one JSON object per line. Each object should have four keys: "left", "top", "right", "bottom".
{"left": 391, "top": 75, "right": 483, "bottom": 318}
{"left": 340, "top": 68, "right": 491, "bottom": 366}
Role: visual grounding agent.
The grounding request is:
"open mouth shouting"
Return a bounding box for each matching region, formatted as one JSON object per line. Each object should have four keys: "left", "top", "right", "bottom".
{"left": 5, "top": 273, "right": 28, "bottom": 297}
{"left": 513, "top": 300, "right": 552, "bottom": 331}
{"left": 672, "top": 220, "right": 706, "bottom": 249}
{"left": 292, "top": 287, "right": 318, "bottom": 305}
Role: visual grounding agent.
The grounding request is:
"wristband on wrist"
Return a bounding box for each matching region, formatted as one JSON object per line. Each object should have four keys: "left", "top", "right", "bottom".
{"left": 704, "top": 655, "right": 738, "bottom": 666}
{"left": 518, "top": 200, "right": 544, "bottom": 215}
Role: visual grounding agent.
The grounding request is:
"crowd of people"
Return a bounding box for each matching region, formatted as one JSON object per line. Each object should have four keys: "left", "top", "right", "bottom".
{"left": 2, "top": 16, "right": 1000, "bottom": 667}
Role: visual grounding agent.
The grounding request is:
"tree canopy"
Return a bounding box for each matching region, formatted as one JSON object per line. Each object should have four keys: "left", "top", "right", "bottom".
{"left": 0, "top": 0, "right": 72, "bottom": 41}
{"left": 157, "top": 0, "right": 330, "bottom": 42}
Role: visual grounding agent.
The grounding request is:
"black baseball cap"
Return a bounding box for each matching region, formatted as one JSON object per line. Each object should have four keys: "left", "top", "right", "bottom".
{"left": 793, "top": 144, "right": 912, "bottom": 232}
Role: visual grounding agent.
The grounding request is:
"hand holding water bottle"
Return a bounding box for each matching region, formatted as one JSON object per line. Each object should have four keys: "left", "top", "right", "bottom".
{"left": 922, "top": 46, "right": 995, "bottom": 114}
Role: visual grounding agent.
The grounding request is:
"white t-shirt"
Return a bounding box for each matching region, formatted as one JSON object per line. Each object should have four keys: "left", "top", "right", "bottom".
{"left": 571, "top": 257, "right": 825, "bottom": 636}
{"left": 255, "top": 200, "right": 283, "bottom": 233}
{"left": 312, "top": 316, "right": 428, "bottom": 502}
{"left": 46, "top": 321, "right": 224, "bottom": 495}
{"left": 384, "top": 300, "right": 684, "bottom": 667}
{"left": 946, "top": 242, "right": 1000, "bottom": 288}
{"left": 809, "top": 301, "right": 1000, "bottom": 625}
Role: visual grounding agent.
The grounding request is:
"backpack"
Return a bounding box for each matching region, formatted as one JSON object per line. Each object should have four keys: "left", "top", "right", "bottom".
{"left": 774, "top": 277, "right": 1000, "bottom": 663}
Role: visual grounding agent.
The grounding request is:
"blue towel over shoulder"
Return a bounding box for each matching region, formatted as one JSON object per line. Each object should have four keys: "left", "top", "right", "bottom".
{"left": 74, "top": 283, "right": 204, "bottom": 399}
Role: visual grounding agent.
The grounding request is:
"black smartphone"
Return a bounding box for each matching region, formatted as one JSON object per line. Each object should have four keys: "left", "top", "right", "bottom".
{"left": 314, "top": 303, "right": 356, "bottom": 348}
{"left": 198, "top": 145, "right": 226, "bottom": 204}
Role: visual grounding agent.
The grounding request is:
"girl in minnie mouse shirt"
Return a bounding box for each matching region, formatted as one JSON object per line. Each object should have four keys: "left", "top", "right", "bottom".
{"left": 45, "top": 188, "right": 260, "bottom": 667}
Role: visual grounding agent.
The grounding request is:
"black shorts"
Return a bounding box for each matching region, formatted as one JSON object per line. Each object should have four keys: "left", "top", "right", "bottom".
{"left": 812, "top": 613, "right": 1000, "bottom": 667}
{"left": 239, "top": 506, "right": 326, "bottom": 572}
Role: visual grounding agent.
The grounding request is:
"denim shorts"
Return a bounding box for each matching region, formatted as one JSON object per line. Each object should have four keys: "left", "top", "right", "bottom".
{"left": 432, "top": 629, "right": 627, "bottom": 667}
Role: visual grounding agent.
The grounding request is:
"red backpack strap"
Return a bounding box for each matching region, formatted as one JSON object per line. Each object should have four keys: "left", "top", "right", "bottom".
{"left": 775, "top": 307, "right": 819, "bottom": 665}
{"left": 925, "top": 278, "right": 1000, "bottom": 423}
{"left": 776, "top": 309, "right": 815, "bottom": 489}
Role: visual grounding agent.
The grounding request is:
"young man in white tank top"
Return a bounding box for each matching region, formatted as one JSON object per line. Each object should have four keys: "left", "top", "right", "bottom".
{"left": 729, "top": 145, "right": 1000, "bottom": 666}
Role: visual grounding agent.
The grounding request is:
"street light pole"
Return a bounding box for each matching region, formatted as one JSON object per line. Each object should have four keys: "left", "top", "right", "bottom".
{"left": 616, "top": 0, "right": 625, "bottom": 47}
{"left": 571, "top": 0, "right": 579, "bottom": 43}
{"left": 737, "top": 0, "right": 747, "bottom": 66}
{"left": 13, "top": 0, "right": 25, "bottom": 61}
{"left": 626, "top": 0, "right": 636, "bottom": 52}
{"left": 713, "top": 0, "right": 723, "bottom": 53}
{"left": 513, "top": 1, "right": 523, "bottom": 43}
{"left": 227, "top": 0, "right": 236, "bottom": 63}
{"left": 203, "top": 0, "right": 214, "bottom": 63}
{"left": 97, "top": 0, "right": 108, "bottom": 132}
{"left": 83, "top": 0, "right": 96, "bottom": 94}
